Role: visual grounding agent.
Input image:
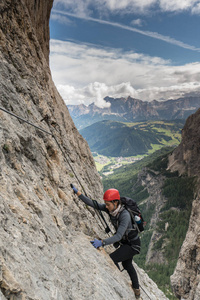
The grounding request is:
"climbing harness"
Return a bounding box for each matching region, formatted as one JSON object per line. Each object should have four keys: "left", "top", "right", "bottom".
{"left": 0, "top": 106, "right": 111, "bottom": 234}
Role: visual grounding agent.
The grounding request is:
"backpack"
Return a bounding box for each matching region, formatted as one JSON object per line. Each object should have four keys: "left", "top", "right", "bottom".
{"left": 120, "top": 196, "right": 145, "bottom": 233}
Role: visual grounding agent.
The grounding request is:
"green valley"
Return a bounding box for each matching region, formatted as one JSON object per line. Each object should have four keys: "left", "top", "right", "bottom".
{"left": 80, "top": 120, "right": 184, "bottom": 158}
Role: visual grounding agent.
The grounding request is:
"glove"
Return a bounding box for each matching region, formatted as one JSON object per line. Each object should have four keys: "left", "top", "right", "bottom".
{"left": 70, "top": 183, "right": 78, "bottom": 194}
{"left": 90, "top": 239, "right": 103, "bottom": 249}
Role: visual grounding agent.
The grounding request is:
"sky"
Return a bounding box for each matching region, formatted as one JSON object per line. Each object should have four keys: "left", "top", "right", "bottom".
{"left": 49, "top": 0, "right": 200, "bottom": 107}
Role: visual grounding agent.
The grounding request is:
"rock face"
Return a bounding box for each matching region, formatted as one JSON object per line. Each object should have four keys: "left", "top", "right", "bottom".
{"left": 168, "top": 108, "right": 200, "bottom": 177}
{"left": 169, "top": 109, "right": 200, "bottom": 299}
{"left": 136, "top": 170, "right": 168, "bottom": 265}
{"left": 24, "top": 0, "right": 53, "bottom": 63}
{"left": 0, "top": 1, "right": 168, "bottom": 299}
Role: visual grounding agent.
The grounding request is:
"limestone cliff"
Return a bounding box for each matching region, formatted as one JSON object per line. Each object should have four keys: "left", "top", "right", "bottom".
{"left": 24, "top": 0, "right": 53, "bottom": 63}
{"left": 0, "top": 1, "right": 168, "bottom": 299}
{"left": 135, "top": 169, "right": 168, "bottom": 265}
{"left": 169, "top": 109, "right": 200, "bottom": 299}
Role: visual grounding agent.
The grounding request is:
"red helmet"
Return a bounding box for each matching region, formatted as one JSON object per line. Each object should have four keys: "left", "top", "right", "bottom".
{"left": 103, "top": 189, "right": 120, "bottom": 201}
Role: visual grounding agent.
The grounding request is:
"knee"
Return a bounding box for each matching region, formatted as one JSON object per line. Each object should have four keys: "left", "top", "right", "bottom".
{"left": 109, "top": 252, "right": 114, "bottom": 261}
{"left": 110, "top": 253, "right": 117, "bottom": 265}
{"left": 110, "top": 253, "right": 120, "bottom": 270}
{"left": 122, "top": 260, "right": 129, "bottom": 269}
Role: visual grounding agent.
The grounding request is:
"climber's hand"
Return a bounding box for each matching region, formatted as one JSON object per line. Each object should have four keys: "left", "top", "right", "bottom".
{"left": 70, "top": 184, "right": 78, "bottom": 194}
{"left": 90, "top": 239, "right": 103, "bottom": 249}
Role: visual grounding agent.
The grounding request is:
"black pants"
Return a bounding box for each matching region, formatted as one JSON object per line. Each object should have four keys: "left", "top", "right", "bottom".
{"left": 110, "top": 243, "right": 140, "bottom": 289}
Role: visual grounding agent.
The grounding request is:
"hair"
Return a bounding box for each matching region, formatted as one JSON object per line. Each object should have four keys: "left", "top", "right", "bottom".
{"left": 113, "top": 199, "right": 121, "bottom": 206}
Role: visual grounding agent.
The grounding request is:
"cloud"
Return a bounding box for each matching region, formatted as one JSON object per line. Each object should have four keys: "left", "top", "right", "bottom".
{"left": 53, "top": 10, "right": 200, "bottom": 52}
{"left": 51, "top": 12, "right": 73, "bottom": 25}
{"left": 50, "top": 39, "right": 200, "bottom": 107}
{"left": 159, "top": 0, "right": 200, "bottom": 12}
{"left": 53, "top": 0, "right": 157, "bottom": 16}
{"left": 191, "top": 2, "right": 200, "bottom": 13}
{"left": 50, "top": 39, "right": 170, "bottom": 88}
{"left": 57, "top": 81, "right": 200, "bottom": 107}
{"left": 56, "top": 82, "right": 111, "bottom": 108}
{"left": 96, "top": 0, "right": 157, "bottom": 14}
{"left": 53, "top": 0, "right": 200, "bottom": 16}
{"left": 130, "top": 19, "right": 145, "bottom": 27}
{"left": 53, "top": 0, "right": 93, "bottom": 17}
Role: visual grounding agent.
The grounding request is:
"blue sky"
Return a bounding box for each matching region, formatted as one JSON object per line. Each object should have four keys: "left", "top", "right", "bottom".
{"left": 50, "top": 0, "right": 200, "bottom": 107}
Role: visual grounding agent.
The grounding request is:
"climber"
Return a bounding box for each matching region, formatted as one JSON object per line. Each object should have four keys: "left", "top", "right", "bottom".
{"left": 71, "top": 184, "right": 142, "bottom": 300}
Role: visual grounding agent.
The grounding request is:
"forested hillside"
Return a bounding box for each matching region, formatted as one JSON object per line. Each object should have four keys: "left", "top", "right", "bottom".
{"left": 80, "top": 120, "right": 183, "bottom": 157}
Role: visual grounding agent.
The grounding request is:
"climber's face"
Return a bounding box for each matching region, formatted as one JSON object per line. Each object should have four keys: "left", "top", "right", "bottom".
{"left": 104, "top": 200, "right": 118, "bottom": 212}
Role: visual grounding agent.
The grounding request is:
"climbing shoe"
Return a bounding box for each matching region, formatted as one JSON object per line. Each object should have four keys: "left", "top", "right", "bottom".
{"left": 132, "top": 287, "right": 142, "bottom": 299}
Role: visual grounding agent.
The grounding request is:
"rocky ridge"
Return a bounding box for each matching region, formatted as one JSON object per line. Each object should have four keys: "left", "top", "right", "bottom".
{"left": 135, "top": 169, "right": 168, "bottom": 265}
{"left": 0, "top": 1, "right": 168, "bottom": 299}
{"left": 68, "top": 96, "right": 200, "bottom": 130}
{"left": 168, "top": 109, "right": 200, "bottom": 300}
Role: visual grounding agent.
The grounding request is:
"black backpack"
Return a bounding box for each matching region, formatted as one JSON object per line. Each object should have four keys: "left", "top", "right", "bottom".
{"left": 120, "top": 196, "right": 145, "bottom": 232}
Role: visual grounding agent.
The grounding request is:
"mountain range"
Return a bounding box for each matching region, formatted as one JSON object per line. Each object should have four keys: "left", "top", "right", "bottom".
{"left": 68, "top": 95, "right": 200, "bottom": 129}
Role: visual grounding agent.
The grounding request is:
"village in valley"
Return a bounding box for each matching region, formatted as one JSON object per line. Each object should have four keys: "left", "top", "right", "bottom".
{"left": 93, "top": 152, "right": 144, "bottom": 176}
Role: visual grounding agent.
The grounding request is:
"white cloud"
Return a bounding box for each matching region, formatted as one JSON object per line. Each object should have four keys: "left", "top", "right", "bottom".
{"left": 51, "top": 13, "right": 73, "bottom": 25}
{"left": 53, "top": 0, "right": 157, "bottom": 16}
{"left": 130, "top": 19, "right": 144, "bottom": 27}
{"left": 50, "top": 39, "right": 200, "bottom": 107}
{"left": 56, "top": 82, "right": 138, "bottom": 106}
{"left": 53, "top": 0, "right": 200, "bottom": 15}
{"left": 159, "top": 0, "right": 200, "bottom": 12}
{"left": 191, "top": 2, "right": 200, "bottom": 13}
{"left": 98, "top": 0, "right": 157, "bottom": 14}
{"left": 57, "top": 81, "right": 200, "bottom": 107}
{"left": 53, "top": 0, "right": 93, "bottom": 17}
{"left": 50, "top": 39, "right": 170, "bottom": 87}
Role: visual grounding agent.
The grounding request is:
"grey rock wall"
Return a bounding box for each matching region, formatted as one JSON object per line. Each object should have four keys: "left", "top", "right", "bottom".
{"left": 168, "top": 108, "right": 200, "bottom": 299}
{"left": 136, "top": 170, "right": 168, "bottom": 265}
{"left": 170, "top": 195, "right": 200, "bottom": 300}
